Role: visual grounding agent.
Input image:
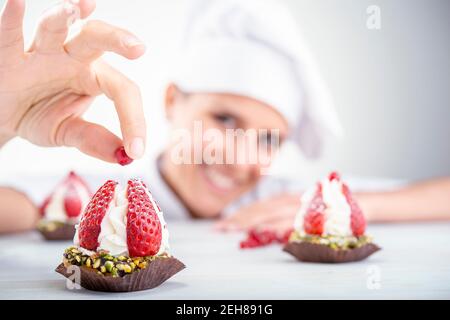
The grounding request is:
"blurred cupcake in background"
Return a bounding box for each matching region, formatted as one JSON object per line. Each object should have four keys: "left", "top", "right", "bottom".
{"left": 37, "top": 171, "right": 91, "bottom": 240}
{"left": 284, "top": 172, "right": 380, "bottom": 263}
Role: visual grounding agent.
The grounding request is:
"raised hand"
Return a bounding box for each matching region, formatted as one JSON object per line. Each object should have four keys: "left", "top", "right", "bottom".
{"left": 0, "top": 0, "right": 147, "bottom": 162}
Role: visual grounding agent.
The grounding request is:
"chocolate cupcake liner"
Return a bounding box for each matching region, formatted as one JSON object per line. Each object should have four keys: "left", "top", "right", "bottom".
{"left": 55, "top": 257, "right": 185, "bottom": 292}
{"left": 283, "top": 241, "right": 381, "bottom": 263}
{"left": 39, "top": 223, "right": 76, "bottom": 241}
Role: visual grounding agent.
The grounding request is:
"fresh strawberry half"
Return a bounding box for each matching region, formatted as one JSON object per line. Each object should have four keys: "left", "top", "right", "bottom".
{"left": 126, "top": 179, "right": 162, "bottom": 257}
{"left": 78, "top": 180, "right": 118, "bottom": 250}
{"left": 342, "top": 183, "right": 366, "bottom": 236}
{"left": 303, "top": 184, "right": 326, "bottom": 235}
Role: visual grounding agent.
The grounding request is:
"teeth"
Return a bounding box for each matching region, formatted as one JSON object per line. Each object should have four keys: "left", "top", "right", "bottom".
{"left": 204, "top": 167, "right": 236, "bottom": 190}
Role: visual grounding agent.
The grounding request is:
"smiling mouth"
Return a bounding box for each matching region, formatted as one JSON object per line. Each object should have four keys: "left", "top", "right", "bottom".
{"left": 200, "top": 165, "right": 239, "bottom": 193}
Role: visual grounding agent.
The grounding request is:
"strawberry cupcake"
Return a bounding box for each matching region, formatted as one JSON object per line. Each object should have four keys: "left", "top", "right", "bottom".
{"left": 37, "top": 171, "right": 91, "bottom": 240}
{"left": 284, "top": 172, "right": 380, "bottom": 263}
{"left": 55, "top": 178, "right": 185, "bottom": 292}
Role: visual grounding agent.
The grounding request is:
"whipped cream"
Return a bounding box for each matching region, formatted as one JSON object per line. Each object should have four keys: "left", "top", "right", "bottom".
{"left": 294, "top": 177, "right": 352, "bottom": 237}
{"left": 74, "top": 181, "right": 170, "bottom": 257}
{"left": 44, "top": 181, "right": 90, "bottom": 223}
{"left": 97, "top": 187, "right": 129, "bottom": 256}
{"left": 322, "top": 178, "right": 352, "bottom": 236}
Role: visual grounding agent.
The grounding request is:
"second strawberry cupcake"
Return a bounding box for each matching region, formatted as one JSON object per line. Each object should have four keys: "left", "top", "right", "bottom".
{"left": 284, "top": 172, "right": 380, "bottom": 263}
{"left": 37, "top": 171, "right": 91, "bottom": 240}
{"left": 55, "top": 178, "right": 185, "bottom": 292}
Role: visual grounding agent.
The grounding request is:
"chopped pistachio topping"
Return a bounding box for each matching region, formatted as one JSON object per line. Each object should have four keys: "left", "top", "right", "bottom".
{"left": 63, "top": 246, "right": 169, "bottom": 277}
{"left": 37, "top": 220, "right": 67, "bottom": 232}
{"left": 289, "top": 231, "right": 372, "bottom": 250}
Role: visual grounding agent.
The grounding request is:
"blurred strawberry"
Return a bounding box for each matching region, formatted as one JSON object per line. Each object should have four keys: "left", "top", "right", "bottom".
{"left": 342, "top": 183, "right": 366, "bottom": 236}
{"left": 239, "top": 228, "right": 293, "bottom": 249}
{"left": 303, "top": 184, "right": 326, "bottom": 235}
{"left": 40, "top": 171, "right": 91, "bottom": 219}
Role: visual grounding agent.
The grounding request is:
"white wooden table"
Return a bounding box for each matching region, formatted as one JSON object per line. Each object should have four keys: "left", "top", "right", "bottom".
{"left": 0, "top": 221, "right": 449, "bottom": 299}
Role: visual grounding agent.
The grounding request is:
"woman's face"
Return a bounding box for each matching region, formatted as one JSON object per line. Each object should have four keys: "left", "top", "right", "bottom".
{"left": 161, "top": 85, "right": 289, "bottom": 218}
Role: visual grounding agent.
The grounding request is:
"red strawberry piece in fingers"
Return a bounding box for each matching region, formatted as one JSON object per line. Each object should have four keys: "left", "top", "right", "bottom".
{"left": 78, "top": 180, "right": 118, "bottom": 250}
{"left": 342, "top": 183, "right": 366, "bottom": 236}
{"left": 115, "top": 147, "right": 134, "bottom": 166}
{"left": 126, "top": 179, "right": 162, "bottom": 257}
{"left": 303, "top": 184, "right": 326, "bottom": 235}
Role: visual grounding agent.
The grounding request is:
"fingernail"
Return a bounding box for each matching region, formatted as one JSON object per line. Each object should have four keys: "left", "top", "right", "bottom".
{"left": 123, "top": 36, "right": 144, "bottom": 48}
{"left": 129, "top": 138, "right": 145, "bottom": 159}
{"left": 69, "top": 0, "right": 80, "bottom": 4}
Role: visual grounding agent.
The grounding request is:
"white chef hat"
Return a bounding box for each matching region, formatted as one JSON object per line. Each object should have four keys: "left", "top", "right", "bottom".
{"left": 170, "top": 0, "right": 343, "bottom": 158}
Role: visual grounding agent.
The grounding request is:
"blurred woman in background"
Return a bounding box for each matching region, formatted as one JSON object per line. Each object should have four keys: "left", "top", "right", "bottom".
{"left": 152, "top": 0, "right": 450, "bottom": 233}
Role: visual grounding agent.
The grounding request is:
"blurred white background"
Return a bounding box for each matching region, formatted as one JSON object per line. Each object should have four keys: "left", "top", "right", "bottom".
{"left": 0, "top": 0, "right": 449, "bottom": 184}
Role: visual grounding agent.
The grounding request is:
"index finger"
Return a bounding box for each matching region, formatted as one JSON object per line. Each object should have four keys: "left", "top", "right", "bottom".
{"left": 93, "top": 61, "right": 146, "bottom": 159}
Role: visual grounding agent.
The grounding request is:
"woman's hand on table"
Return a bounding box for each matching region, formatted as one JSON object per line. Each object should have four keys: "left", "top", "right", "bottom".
{"left": 214, "top": 193, "right": 301, "bottom": 236}
{"left": 0, "top": 0, "right": 146, "bottom": 162}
